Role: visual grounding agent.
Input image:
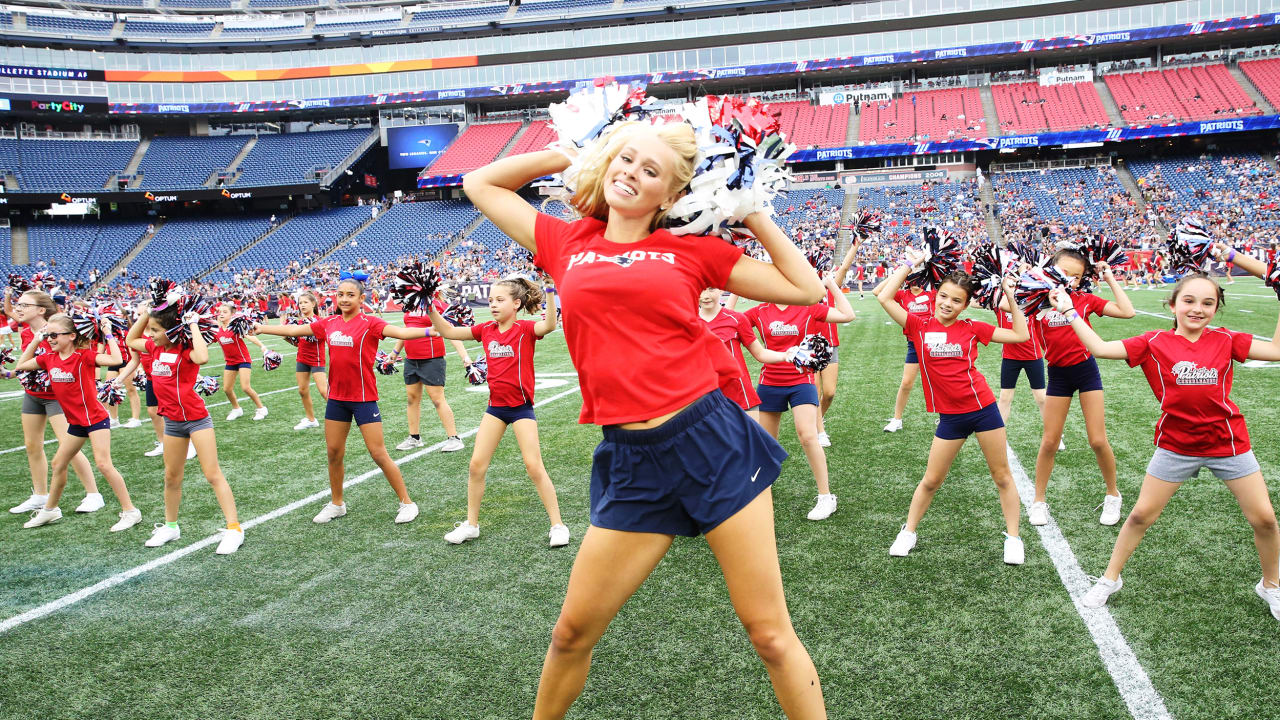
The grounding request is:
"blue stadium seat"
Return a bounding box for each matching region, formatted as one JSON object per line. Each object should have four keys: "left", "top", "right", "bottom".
{"left": 119, "top": 216, "right": 273, "bottom": 284}
{"left": 0, "top": 138, "right": 138, "bottom": 192}
{"left": 25, "top": 14, "right": 115, "bottom": 36}
{"left": 19, "top": 220, "right": 150, "bottom": 283}
{"left": 207, "top": 206, "right": 373, "bottom": 284}
{"left": 233, "top": 130, "right": 370, "bottom": 187}
{"left": 326, "top": 201, "right": 477, "bottom": 271}
{"left": 138, "top": 136, "right": 251, "bottom": 190}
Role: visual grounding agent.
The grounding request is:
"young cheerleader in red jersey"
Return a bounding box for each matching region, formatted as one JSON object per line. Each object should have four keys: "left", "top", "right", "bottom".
{"left": 429, "top": 277, "right": 568, "bottom": 547}
{"left": 879, "top": 257, "right": 1029, "bottom": 564}
{"left": 1057, "top": 275, "right": 1280, "bottom": 621}
{"left": 1026, "top": 249, "right": 1135, "bottom": 528}
{"left": 743, "top": 274, "right": 855, "bottom": 521}
{"left": 697, "top": 288, "right": 793, "bottom": 421}
{"left": 214, "top": 303, "right": 268, "bottom": 422}
{"left": 288, "top": 291, "right": 329, "bottom": 430}
{"left": 815, "top": 242, "right": 860, "bottom": 447}
{"left": 466, "top": 121, "right": 827, "bottom": 719}
{"left": 993, "top": 303, "right": 1065, "bottom": 452}
{"left": 102, "top": 332, "right": 143, "bottom": 429}
{"left": 882, "top": 279, "right": 935, "bottom": 433}
{"left": 2, "top": 290, "right": 100, "bottom": 515}
{"left": 125, "top": 302, "right": 244, "bottom": 554}
{"left": 256, "top": 277, "right": 432, "bottom": 525}
{"left": 15, "top": 314, "right": 141, "bottom": 532}
{"left": 391, "top": 292, "right": 471, "bottom": 452}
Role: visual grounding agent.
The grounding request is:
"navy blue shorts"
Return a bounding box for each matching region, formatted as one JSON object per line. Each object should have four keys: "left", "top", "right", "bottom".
{"left": 486, "top": 403, "right": 536, "bottom": 424}
{"left": 68, "top": 417, "right": 112, "bottom": 438}
{"left": 935, "top": 403, "right": 1005, "bottom": 440}
{"left": 144, "top": 380, "right": 158, "bottom": 408}
{"left": 756, "top": 383, "right": 819, "bottom": 413}
{"left": 1047, "top": 357, "right": 1103, "bottom": 397}
{"left": 1000, "top": 358, "right": 1046, "bottom": 391}
{"left": 905, "top": 340, "right": 919, "bottom": 364}
{"left": 225, "top": 363, "right": 252, "bottom": 371}
{"left": 590, "top": 390, "right": 788, "bottom": 537}
{"left": 295, "top": 362, "right": 326, "bottom": 374}
{"left": 324, "top": 399, "right": 382, "bottom": 426}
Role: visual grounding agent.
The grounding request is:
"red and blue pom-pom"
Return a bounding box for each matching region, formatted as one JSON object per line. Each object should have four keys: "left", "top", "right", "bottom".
{"left": 391, "top": 262, "right": 441, "bottom": 314}
{"left": 263, "top": 350, "right": 283, "bottom": 371}
{"left": 374, "top": 351, "right": 398, "bottom": 376}
{"left": 791, "top": 334, "right": 833, "bottom": 373}
{"left": 96, "top": 381, "right": 125, "bottom": 407}
{"left": 465, "top": 359, "right": 488, "bottom": 386}
{"left": 193, "top": 375, "right": 220, "bottom": 397}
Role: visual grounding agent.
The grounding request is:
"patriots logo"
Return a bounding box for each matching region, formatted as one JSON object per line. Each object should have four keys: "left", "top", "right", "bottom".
{"left": 602, "top": 254, "right": 635, "bottom": 267}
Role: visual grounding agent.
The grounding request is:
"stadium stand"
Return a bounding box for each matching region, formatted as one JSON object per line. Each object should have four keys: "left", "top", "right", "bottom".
{"left": 221, "top": 14, "right": 307, "bottom": 35}
{"left": 313, "top": 7, "right": 402, "bottom": 34}
{"left": 24, "top": 11, "right": 116, "bottom": 36}
{"left": 506, "top": 120, "right": 556, "bottom": 156}
{"left": 23, "top": 220, "right": 150, "bottom": 282}
{"left": 138, "top": 136, "right": 251, "bottom": 190}
{"left": 857, "top": 179, "right": 987, "bottom": 253}
{"left": 122, "top": 17, "right": 217, "bottom": 36}
{"left": 408, "top": 2, "right": 507, "bottom": 25}
{"left": 0, "top": 225, "right": 12, "bottom": 276}
{"left": 858, "top": 88, "right": 987, "bottom": 144}
{"left": 990, "top": 81, "right": 1112, "bottom": 133}
{"left": 232, "top": 129, "right": 370, "bottom": 187}
{"left": 77, "top": 0, "right": 147, "bottom": 6}
{"left": 422, "top": 122, "right": 521, "bottom": 176}
{"left": 1103, "top": 65, "right": 1262, "bottom": 125}
{"left": 121, "top": 216, "right": 273, "bottom": 284}
{"left": 0, "top": 9, "right": 11, "bottom": 28}
{"left": 517, "top": 0, "right": 615, "bottom": 17}
{"left": 772, "top": 102, "right": 850, "bottom": 149}
{"left": 1129, "top": 153, "right": 1280, "bottom": 242}
{"left": 1239, "top": 58, "right": 1280, "bottom": 111}
{"left": 158, "top": 0, "right": 233, "bottom": 8}
{"left": 0, "top": 138, "right": 139, "bottom": 192}
{"left": 325, "top": 201, "right": 476, "bottom": 270}
{"left": 991, "top": 164, "right": 1156, "bottom": 251}
{"left": 208, "top": 205, "right": 373, "bottom": 285}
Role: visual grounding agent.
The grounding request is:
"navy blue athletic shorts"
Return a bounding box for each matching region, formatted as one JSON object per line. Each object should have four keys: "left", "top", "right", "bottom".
{"left": 1000, "top": 358, "right": 1046, "bottom": 391}
{"left": 935, "top": 402, "right": 1005, "bottom": 440}
{"left": 486, "top": 403, "right": 536, "bottom": 424}
{"left": 144, "top": 380, "right": 158, "bottom": 408}
{"left": 324, "top": 399, "right": 382, "bottom": 426}
{"left": 1047, "top": 357, "right": 1103, "bottom": 397}
{"left": 590, "top": 390, "right": 788, "bottom": 537}
{"left": 756, "top": 382, "right": 819, "bottom": 413}
{"left": 224, "top": 363, "right": 252, "bottom": 371}
{"left": 68, "top": 417, "right": 112, "bottom": 438}
{"left": 905, "top": 340, "right": 920, "bottom": 364}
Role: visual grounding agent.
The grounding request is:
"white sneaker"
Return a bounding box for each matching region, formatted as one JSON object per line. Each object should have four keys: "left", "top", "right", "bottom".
{"left": 145, "top": 523, "right": 181, "bottom": 547}
{"left": 23, "top": 507, "right": 62, "bottom": 528}
{"left": 440, "top": 436, "right": 465, "bottom": 453}
{"left": 394, "top": 502, "right": 419, "bottom": 524}
{"left": 75, "top": 493, "right": 105, "bottom": 513}
{"left": 1028, "top": 501, "right": 1050, "bottom": 526}
{"left": 889, "top": 525, "right": 917, "bottom": 556}
{"left": 883, "top": 418, "right": 903, "bottom": 433}
{"left": 1058, "top": 437, "right": 1066, "bottom": 451}
{"left": 1081, "top": 575, "right": 1123, "bottom": 608}
{"left": 252, "top": 407, "right": 268, "bottom": 421}
{"left": 445, "top": 521, "right": 480, "bottom": 544}
{"left": 111, "top": 508, "right": 143, "bottom": 532}
{"left": 313, "top": 502, "right": 347, "bottom": 524}
{"left": 9, "top": 493, "right": 48, "bottom": 514}
{"left": 1098, "top": 494, "right": 1122, "bottom": 526}
{"left": 215, "top": 528, "right": 244, "bottom": 555}
{"left": 226, "top": 408, "right": 244, "bottom": 421}
{"left": 144, "top": 441, "right": 165, "bottom": 457}
{"left": 121, "top": 418, "right": 142, "bottom": 429}
{"left": 293, "top": 418, "right": 319, "bottom": 430}
{"left": 807, "top": 494, "right": 838, "bottom": 520}
{"left": 549, "top": 523, "right": 570, "bottom": 547}
{"left": 817, "top": 431, "right": 831, "bottom": 448}
{"left": 1255, "top": 580, "right": 1280, "bottom": 621}
{"left": 395, "top": 436, "right": 424, "bottom": 451}
{"left": 1003, "top": 533, "right": 1025, "bottom": 565}
{"left": 186, "top": 442, "right": 197, "bottom": 461}
{"left": 109, "top": 417, "right": 122, "bottom": 429}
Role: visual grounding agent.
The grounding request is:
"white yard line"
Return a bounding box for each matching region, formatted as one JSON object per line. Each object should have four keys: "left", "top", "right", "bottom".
{"left": 0, "top": 384, "right": 582, "bottom": 635}
{"left": 1005, "top": 446, "right": 1174, "bottom": 720}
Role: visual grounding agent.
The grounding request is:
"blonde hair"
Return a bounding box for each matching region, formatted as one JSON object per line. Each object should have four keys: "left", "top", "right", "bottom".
{"left": 569, "top": 121, "right": 699, "bottom": 232}
{"left": 20, "top": 290, "right": 57, "bottom": 320}
{"left": 494, "top": 276, "right": 545, "bottom": 315}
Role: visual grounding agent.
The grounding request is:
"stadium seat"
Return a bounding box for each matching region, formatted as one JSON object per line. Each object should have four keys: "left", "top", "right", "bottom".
{"left": 1240, "top": 58, "right": 1280, "bottom": 112}
{"left": 325, "top": 201, "right": 477, "bottom": 270}
{"left": 858, "top": 88, "right": 987, "bottom": 144}
{"left": 0, "top": 138, "right": 138, "bottom": 192}
{"left": 991, "top": 81, "right": 1112, "bottom": 133}
{"left": 423, "top": 122, "right": 522, "bottom": 176}
{"left": 120, "top": 216, "right": 274, "bottom": 284}
{"left": 207, "top": 206, "right": 375, "bottom": 285}
{"left": 233, "top": 129, "right": 370, "bottom": 187}
{"left": 19, "top": 220, "right": 151, "bottom": 283}
{"left": 1104, "top": 65, "right": 1261, "bottom": 125}
{"left": 138, "top": 136, "right": 253, "bottom": 190}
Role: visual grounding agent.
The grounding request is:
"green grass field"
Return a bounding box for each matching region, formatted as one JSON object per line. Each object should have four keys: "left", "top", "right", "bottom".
{"left": 1, "top": 278, "right": 1278, "bottom": 720}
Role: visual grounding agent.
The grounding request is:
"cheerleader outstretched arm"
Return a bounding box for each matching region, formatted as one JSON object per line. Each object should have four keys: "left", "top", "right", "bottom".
{"left": 1212, "top": 241, "right": 1269, "bottom": 279}
{"left": 831, "top": 238, "right": 862, "bottom": 288}
{"left": 426, "top": 308, "right": 473, "bottom": 342}
{"left": 1052, "top": 288, "right": 1130, "bottom": 361}
{"left": 820, "top": 275, "right": 856, "bottom": 324}
{"left": 534, "top": 289, "right": 558, "bottom": 337}
{"left": 988, "top": 277, "right": 1028, "bottom": 345}
{"left": 1094, "top": 262, "right": 1136, "bottom": 319}
{"left": 255, "top": 322, "right": 315, "bottom": 339}
{"left": 125, "top": 308, "right": 150, "bottom": 354}
{"left": 186, "top": 315, "right": 210, "bottom": 365}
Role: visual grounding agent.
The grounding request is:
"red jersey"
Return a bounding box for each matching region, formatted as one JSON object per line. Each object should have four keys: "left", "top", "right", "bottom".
{"left": 138, "top": 347, "right": 154, "bottom": 374}
{"left": 144, "top": 339, "right": 208, "bottom": 421}
{"left": 309, "top": 313, "right": 387, "bottom": 402}
{"left": 903, "top": 313, "right": 996, "bottom": 414}
{"left": 997, "top": 309, "right": 1043, "bottom": 361}
{"left": 37, "top": 349, "right": 107, "bottom": 427}
{"left": 1037, "top": 292, "right": 1109, "bottom": 367}
{"left": 214, "top": 329, "right": 251, "bottom": 365}
{"left": 533, "top": 214, "right": 742, "bottom": 425}
{"left": 402, "top": 299, "right": 448, "bottom": 359}
{"left": 19, "top": 325, "right": 55, "bottom": 400}
{"left": 743, "top": 303, "right": 828, "bottom": 387}
{"left": 817, "top": 287, "right": 844, "bottom": 347}
{"left": 701, "top": 307, "right": 761, "bottom": 411}
{"left": 895, "top": 288, "right": 936, "bottom": 322}
{"left": 471, "top": 319, "right": 540, "bottom": 407}
{"left": 1122, "top": 328, "right": 1253, "bottom": 457}
{"left": 294, "top": 316, "right": 327, "bottom": 367}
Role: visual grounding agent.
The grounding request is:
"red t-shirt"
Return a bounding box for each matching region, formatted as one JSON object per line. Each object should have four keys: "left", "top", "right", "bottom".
{"left": 294, "top": 317, "right": 327, "bottom": 367}
{"left": 471, "top": 319, "right": 540, "bottom": 407}
{"left": 743, "top": 303, "right": 828, "bottom": 387}
{"left": 138, "top": 347, "right": 154, "bottom": 375}
{"left": 997, "top": 309, "right": 1043, "bottom": 361}
{"left": 895, "top": 289, "right": 936, "bottom": 331}
{"left": 144, "top": 338, "right": 208, "bottom": 421}
{"left": 817, "top": 287, "right": 844, "bottom": 347}
{"left": 19, "top": 325, "right": 55, "bottom": 400}
{"left": 37, "top": 348, "right": 107, "bottom": 427}
{"left": 532, "top": 213, "right": 743, "bottom": 425}
{"left": 904, "top": 313, "right": 996, "bottom": 414}
{"left": 402, "top": 299, "right": 448, "bottom": 359}
{"left": 702, "top": 307, "right": 760, "bottom": 410}
{"left": 1122, "top": 328, "right": 1253, "bottom": 457}
{"left": 309, "top": 313, "right": 388, "bottom": 402}
{"left": 214, "top": 329, "right": 251, "bottom": 365}
{"left": 1037, "top": 292, "right": 1109, "bottom": 367}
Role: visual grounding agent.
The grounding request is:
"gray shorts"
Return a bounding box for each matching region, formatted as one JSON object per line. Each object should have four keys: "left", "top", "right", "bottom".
{"left": 404, "top": 357, "right": 445, "bottom": 387}
{"left": 828, "top": 346, "right": 839, "bottom": 365}
{"left": 164, "top": 416, "right": 215, "bottom": 439}
{"left": 295, "top": 361, "right": 326, "bottom": 374}
{"left": 22, "top": 394, "right": 63, "bottom": 417}
{"left": 1146, "top": 447, "right": 1260, "bottom": 483}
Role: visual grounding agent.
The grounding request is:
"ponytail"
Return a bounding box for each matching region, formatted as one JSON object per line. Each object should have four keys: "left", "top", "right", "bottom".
{"left": 496, "top": 277, "right": 545, "bottom": 315}
{"left": 20, "top": 290, "right": 57, "bottom": 320}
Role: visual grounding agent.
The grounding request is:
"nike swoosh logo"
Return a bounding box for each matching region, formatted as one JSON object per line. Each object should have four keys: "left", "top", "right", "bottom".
{"left": 751, "top": 468, "right": 760, "bottom": 483}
